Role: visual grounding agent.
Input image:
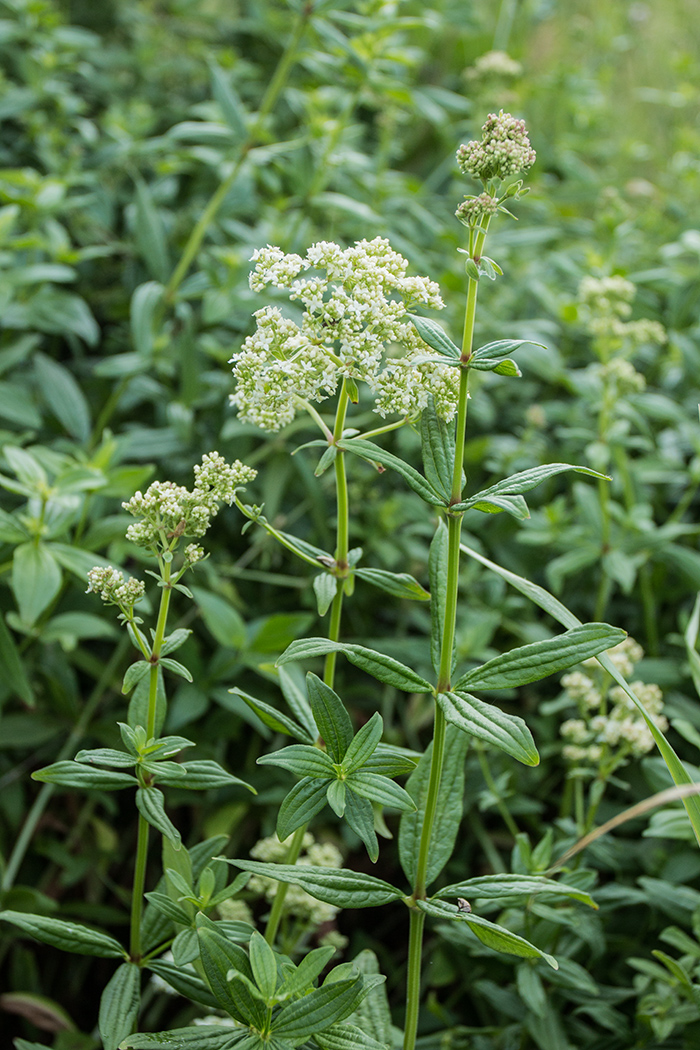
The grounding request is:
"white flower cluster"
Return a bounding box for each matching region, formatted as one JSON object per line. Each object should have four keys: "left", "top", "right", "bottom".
{"left": 560, "top": 638, "right": 667, "bottom": 766}
{"left": 466, "top": 50, "right": 522, "bottom": 81}
{"left": 577, "top": 275, "right": 666, "bottom": 348}
{"left": 597, "top": 357, "right": 646, "bottom": 396}
{"left": 456, "top": 111, "right": 536, "bottom": 183}
{"left": 248, "top": 832, "right": 343, "bottom": 927}
{"left": 122, "top": 452, "right": 256, "bottom": 550}
{"left": 230, "top": 237, "right": 457, "bottom": 431}
{"left": 86, "top": 566, "right": 145, "bottom": 610}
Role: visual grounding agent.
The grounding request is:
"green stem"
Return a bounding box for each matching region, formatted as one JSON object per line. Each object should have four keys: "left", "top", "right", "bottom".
{"left": 404, "top": 910, "right": 426, "bottom": 1047}
{"left": 130, "top": 813, "right": 150, "bottom": 962}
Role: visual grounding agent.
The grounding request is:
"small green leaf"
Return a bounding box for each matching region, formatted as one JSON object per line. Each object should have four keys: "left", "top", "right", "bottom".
{"left": 0, "top": 910, "right": 127, "bottom": 958}
{"left": 363, "top": 744, "right": 419, "bottom": 777}
{"left": 464, "top": 462, "right": 608, "bottom": 508}
{"left": 437, "top": 691, "right": 539, "bottom": 766}
{"left": 34, "top": 352, "right": 91, "bottom": 441}
{"left": 143, "top": 891, "right": 192, "bottom": 926}
{"left": 231, "top": 687, "right": 314, "bottom": 743}
{"left": 416, "top": 898, "right": 558, "bottom": 968}
{"left": 249, "top": 930, "right": 278, "bottom": 1001}
{"left": 470, "top": 338, "right": 543, "bottom": 363}
{"left": 327, "top": 779, "right": 347, "bottom": 817}
{"left": 278, "top": 945, "right": 336, "bottom": 1000}
{"left": 279, "top": 641, "right": 432, "bottom": 694}
{"left": 456, "top": 493, "right": 531, "bottom": 519}
{"left": 145, "top": 958, "right": 221, "bottom": 1009}
{"left": 12, "top": 542, "right": 62, "bottom": 626}
{"left": 272, "top": 978, "right": 363, "bottom": 1042}
{"left": 75, "top": 748, "right": 135, "bottom": 769}
{"left": 136, "top": 787, "right": 181, "bottom": 846}
{"left": 122, "top": 661, "right": 151, "bottom": 695}
{"left": 305, "top": 673, "right": 353, "bottom": 762}
{"left": 348, "top": 773, "right": 416, "bottom": 812}
{"left": 337, "top": 437, "right": 445, "bottom": 507}
{"left": 130, "top": 280, "right": 166, "bottom": 356}
{"left": 161, "top": 628, "right": 192, "bottom": 656}
{"left": 343, "top": 713, "right": 383, "bottom": 774}
{"left": 196, "top": 913, "right": 263, "bottom": 1027}
{"left": 406, "top": 313, "right": 460, "bottom": 359}
{"left": 159, "top": 656, "right": 194, "bottom": 682}
{"left": 223, "top": 861, "right": 404, "bottom": 908}
{"left": 158, "top": 760, "right": 255, "bottom": 793}
{"left": 454, "top": 623, "right": 627, "bottom": 691}
{"left": 279, "top": 665, "right": 318, "bottom": 740}
{"left": 172, "top": 927, "right": 199, "bottom": 966}
{"left": 315, "top": 445, "right": 338, "bottom": 477}
{"left": 344, "top": 790, "right": 378, "bottom": 862}
{"left": 98, "top": 962, "right": 140, "bottom": 1050}
{"left": 31, "top": 761, "right": 138, "bottom": 790}
{"left": 314, "top": 572, "right": 339, "bottom": 616}
{"left": 354, "top": 567, "right": 429, "bottom": 602}
{"left": 277, "top": 777, "right": 329, "bottom": 840}
{"left": 258, "top": 744, "right": 335, "bottom": 778}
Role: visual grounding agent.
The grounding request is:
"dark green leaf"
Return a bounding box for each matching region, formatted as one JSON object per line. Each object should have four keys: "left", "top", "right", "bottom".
{"left": 196, "top": 913, "right": 262, "bottom": 1027}
{"left": 362, "top": 744, "right": 419, "bottom": 777}
{"left": 34, "top": 352, "right": 91, "bottom": 441}
{"left": 279, "top": 641, "right": 432, "bottom": 694}
{"left": 436, "top": 691, "right": 539, "bottom": 766}
{"left": 344, "top": 949, "right": 392, "bottom": 1047}
{"left": 98, "top": 962, "right": 140, "bottom": 1050}
{"left": 277, "top": 777, "right": 329, "bottom": 840}
{"left": 231, "top": 687, "right": 313, "bottom": 743}
{"left": 305, "top": 673, "right": 353, "bottom": 762}
{"left": 249, "top": 930, "right": 278, "bottom": 1001}
{"left": 421, "top": 396, "right": 457, "bottom": 500}
{"left": 354, "top": 568, "right": 429, "bottom": 602}
{"left": 223, "top": 861, "right": 404, "bottom": 908}
{"left": 343, "top": 713, "right": 383, "bottom": 773}
{"left": 31, "top": 761, "right": 137, "bottom": 790}
{"left": 272, "top": 978, "right": 363, "bottom": 1042}
{"left": 429, "top": 521, "right": 451, "bottom": 676}
{"left": 406, "top": 313, "right": 461, "bottom": 359}
{"left": 75, "top": 748, "right": 135, "bottom": 769}
{"left": 417, "top": 898, "right": 558, "bottom": 968}
{"left": 348, "top": 773, "right": 416, "bottom": 812}
{"left": 258, "top": 744, "right": 335, "bottom": 778}
{"left": 136, "top": 787, "right": 181, "bottom": 845}
{"left": 337, "top": 438, "right": 445, "bottom": 507}
{"left": 0, "top": 910, "right": 127, "bottom": 958}
{"left": 315, "top": 1023, "right": 388, "bottom": 1050}
{"left": 158, "top": 760, "right": 255, "bottom": 793}
{"left": 434, "top": 874, "right": 597, "bottom": 908}
{"left": 279, "top": 665, "right": 318, "bottom": 740}
{"left": 344, "top": 790, "right": 378, "bottom": 862}
{"left": 121, "top": 1029, "right": 242, "bottom": 1049}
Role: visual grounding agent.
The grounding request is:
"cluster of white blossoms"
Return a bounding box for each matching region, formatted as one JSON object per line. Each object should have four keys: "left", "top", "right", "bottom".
{"left": 559, "top": 637, "right": 667, "bottom": 767}
{"left": 456, "top": 111, "right": 536, "bottom": 183}
{"left": 248, "top": 832, "right": 343, "bottom": 927}
{"left": 577, "top": 275, "right": 666, "bottom": 348}
{"left": 86, "top": 566, "right": 145, "bottom": 611}
{"left": 230, "top": 237, "right": 460, "bottom": 431}
{"left": 465, "top": 50, "right": 522, "bottom": 81}
{"left": 122, "top": 452, "right": 256, "bottom": 550}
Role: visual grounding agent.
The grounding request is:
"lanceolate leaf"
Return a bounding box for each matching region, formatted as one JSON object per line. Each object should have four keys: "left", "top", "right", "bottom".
{"left": 272, "top": 978, "right": 364, "bottom": 1041}
{"left": 158, "top": 760, "right": 255, "bottom": 793}
{"left": 315, "top": 1023, "right": 388, "bottom": 1050}
{"left": 337, "top": 438, "right": 446, "bottom": 507}
{"left": 258, "top": 744, "right": 335, "bottom": 778}
{"left": 354, "top": 567, "right": 429, "bottom": 602}
{"left": 421, "top": 396, "right": 457, "bottom": 500}
{"left": 121, "top": 1029, "right": 243, "bottom": 1049}
{"left": 417, "top": 898, "right": 558, "bottom": 968}
{"left": 98, "top": 962, "right": 141, "bottom": 1050}
{"left": 343, "top": 713, "right": 383, "bottom": 773}
{"left": 459, "top": 462, "right": 608, "bottom": 511}
{"left": 436, "top": 691, "right": 539, "bottom": 766}
{"left": 230, "top": 687, "right": 314, "bottom": 743}
{"left": 460, "top": 541, "right": 700, "bottom": 845}
{"left": 456, "top": 493, "right": 530, "bottom": 519}
{"left": 279, "top": 665, "right": 318, "bottom": 740}
{"left": 434, "top": 874, "right": 597, "bottom": 908}
{"left": 31, "top": 761, "right": 137, "bottom": 790}
{"left": 136, "top": 787, "right": 181, "bottom": 846}
{"left": 0, "top": 911, "right": 127, "bottom": 958}
{"left": 470, "top": 338, "right": 543, "bottom": 363}
{"left": 406, "top": 313, "right": 461, "bottom": 359}
{"left": 304, "top": 673, "right": 353, "bottom": 762}
{"left": 277, "top": 777, "right": 329, "bottom": 840}
{"left": 429, "top": 522, "right": 451, "bottom": 676}
{"left": 279, "top": 640, "right": 432, "bottom": 694}
{"left": 399, "top": 726, "right": 469, "bottom": 887}
{"left": 454, "top": 623, "right": 627, "bottom": 691}
{"left": 145, "top": 960, "right": 218, "bottom": 1009}
{"left": 348, "top": 772, "right": 416, "bottom": 812}
{"left": 343, "top": 949, "right": 392, "bottom": 1047}
{"left": 344, "top": 789, "right": 379, "bottom": 862}
{"left": 12, "top": 541, "right": 62, "bottom": 626}
{"left": 196, "top": 914, "right": 262, "bottom": 1027}
{"left": 223, "top": 861, "right": 404, "bottom": 908}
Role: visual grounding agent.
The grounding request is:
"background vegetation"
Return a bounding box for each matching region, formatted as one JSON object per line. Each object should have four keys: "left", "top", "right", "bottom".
{"left": 2, "top": 0, "right": 700, "bottom": 1046}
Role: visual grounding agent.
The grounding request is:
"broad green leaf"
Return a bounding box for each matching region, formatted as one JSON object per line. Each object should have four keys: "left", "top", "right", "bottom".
{"left": 258, "top": 744, "right": 335, "bottom": 778}
{"left": 0, "top": 612, "right": 34, "bottom": 706}
{"left": 460, "top": 541, "right": 700, "bottom": 845}
{"left": 314, "top": 572, "right": 338, "bottom": 616}
{"left": 421, "top": 396, "right": 458, "bottom": 502}
{"left": 434, "top": 874, "right": 597, "bottom": 908}
{"left": 438, "top": 690, "right": 539, "bottom": 765}
{"left": 98, "top": 962, "right": 140, "bottom": 1050}
{"left": 344, "top": 789, "right": 378, "bottom": 862}
{"left": 191, "top": 587, "right": 246, "bottom": 650}
{"left": 32, "top": 761, "right": 137, "bottom": 790}
{"left": 429, "top": 521, "right": 451, "bottom": 676}
{"left": 130, "top": 280, "right": 165, "bottom": 356}
{"left": 407, "top": 313, "right": 461, "bottom": 359}
{"left": 455, "top": 623, "right": 626, "bottom": 691}
{"left": 196, "top": 913, "right": 262, "bottom": 1026}
{"left": 249, "top": 930, "right": 278, "bottom": 1001}
{"left": 272, "top": 978, "right": 362, "bottom": 1042}
{"left": 231, "top": 687, "right": 314, "bottom": 743}
{"left": 12, "top": 541, "right": 62, "bottom": 626}
{"left": 34, "top": 353, "right": 91, "bottom": 441}
{"left": 337, "top": 437, "right": 446, "bottom": 507}
{"left": 305, "top": 673, "right": 353, "bottom": 762}
{"left": 136, "top": 787, "right": 181, "bottom": 846}
{"left": 343, "top": 713, "right": 383, "bottom": 773}
{"left": 279, "top": 640, "right": 432, "bottom": 694}
{"left": 344, "top": 949, "right": 392, "bottom": 1047}
{"left": 348, "top": 773, "right": 416, "bottom": 812}
{"left": 224, "top": 861, "right": 404, "bottom": 908}
{"left": 417, "top": 898, "right": 558, "bottom": 968}
{"left": 279, "top": 665, "right": 318, "bottom": 740}
{"left": 354, "top": 567, "right": 429, "bottom": 602}
{"left": 122, "top": 660, "right": 150, "bottom": 695}
{"left": 158, "top": 760, "right": 255, "bottom": 793}
{"left": 399, "top": 726, "right": 468, "bottom": 887}
{"left": 0, "top": 910, "right": 127, "bottom": 958}
{"left": 121, "top": 1029, "right": 243, "bottom": 1049}
{"left": 277, "top": 777, "right": 329, "bottom": 840}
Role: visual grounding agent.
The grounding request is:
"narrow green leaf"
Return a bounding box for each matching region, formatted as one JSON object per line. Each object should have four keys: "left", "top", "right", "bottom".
{"left": 348, "top": 773, "right": 416, "bottom": 812}
{"left": 0, "top": 910, "right": 127, "bottom": 958}
{"left": 158, "top": 760, "right": 255, "bottom": 793}
{"left": 470, "top": 338, "right": 543, "bottom": 362}
{"left": 460, "top": 541, "right": 700, "bottom": 845}
{"left": 122, "top": 660, "right": 150, "bottom": 695}
{"left": 130, "top": 280, "right": 165, "bottom": 356}
{"left": 437, "top": 691, "right": 539, "bottom": 766}
{"left": 344, "top": 949, "right": 392, "bottom": 1047}
{"left": 305, "top": 673, "right": 353, "bottom": 762}
{"left": 143, "top": 891, "right": 191, "bottom": 926}
{"left": 98, "top": 962, "right": 140, "bottom": 1050}
{"left": 208, "top": 60, "right": 248, "bottom": 138}
{"left": 407, "top": 313, "right": 461, "bottom": 359}
{"left": 74, "top": 748, "right": 135, "bottom": 769}
{"left": 272, "top": 979, "right": 362, "bottom": 1041}
{"left": 354, "top": 567, "right": 429, "bottom": 602}
{"left": 429, "top": 521, "right": 451, "bottom": 676}
{"left": 434, "top": 874, "right": 597, "bottom": 908}
{"left": 0, "top": 612, "right": 34, "bottom": 706}
{"left": 467, "top": 462, "right": 607, "bottom": 505}
{"left": 279, "top": 665, "right": 318, "bottom": 740}
{"left": 421, "top": 396, "right": 457, "bottom": 500}
{"left": 277, "top": 777, "right": 329, "bottom": 840}
{"left": 455, "top": 623, "right": 627, "bottom": 691}
{"left": 161, "top": 628, "right": 192, "bottom": 656}
{"left": 363, "top": 744, "right": 419, "bottom": 777}
{"left": 279, "top": 640, "right": 432, "bottom": 694}
{"left": 258, "top": 744, "right": 335, "bottom": 778}
{"left": 343, "top": 712, "right": 383, "bottom": 773}
{"left": 195, "top": 913, "right": 261, "bottom": 1026}
{"left": 136, "top": 787, "right": 181, "bottom": 846}
{"left": 344, "top": 790, "right": 378, "bottom": 862}
{"left": 160, "top": 656, "right": 194, "bottom": 682}
{"left": 135, "top": 181, "right": 170, "bottom": 283}
{"left": 121, "top": 1028, "right": 241, "bottom": 1049}
{"left": 456, "top": 493, "right": 530, "bottom": 519}
{"left": 337, "top": 438, "right": 446, "bottom": 507}
{"left": 223, "top": 861, "right": 404, "bottom": 908}
{"left": 417, "top": 898, "right": 558, "bottom": 968}
{"left": 327, "top": 779, "right": 347, "bottom": 817}
{"left": 249, "top": 930, "right": 278, "bottom": 1001}
{"left": 231, "top": 687, "right": 314, "bottom": 743}
{"left": 31, "top": 761, "right": 137, "bottom": 790}
{"left": 399, "top": 726, "right": 468, "bottom": 887}
{"left": 315, "top": 1023, "right": 388, "bottom": 1050}
{"left": 315, "top": 444, "right": 338, "bottom": 477}
{"left": 12, "top": 541, "right": 62, "bottom": 626}
{"left": 314, "top": 572, "right": 338, "bottom": 616}
{"left": 172, "top": 927, "right": 200, "bottom": 965}
{"left": 34, "top": 352, "right": 91, "bottom": 441}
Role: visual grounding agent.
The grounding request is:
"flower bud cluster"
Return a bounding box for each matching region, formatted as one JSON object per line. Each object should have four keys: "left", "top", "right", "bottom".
{"left": 577, "top": 275, "right": 666, "bottom": 348}
{"left": 230, "top": 237, "right": 455, "bottom": 431}
{"left": 86, "top": 565, "right": 145, "bottom": 611}
{"left": 248, "top": 832, "right": 343, "bottom": 926}
{"left": 466, "top": 50, "right": 522, "bottom": 82}
{"left": 560, "top": 638, "right": 667, "bottom": 767}
{"left": 455, "top": 192, "right": 500, "bottom": 228}
{"left": 122, "top": 452, "right": 256, "bottom": 551}
{"left": 456, "top": 110, "right": 536, "bottom": 183}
